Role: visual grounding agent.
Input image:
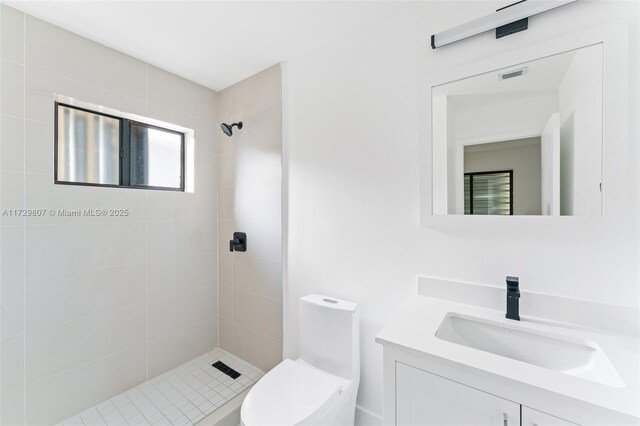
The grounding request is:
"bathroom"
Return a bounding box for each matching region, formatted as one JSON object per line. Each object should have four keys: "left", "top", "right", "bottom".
{"left": 0, "top": 1, "right": 638, "bottom": 425}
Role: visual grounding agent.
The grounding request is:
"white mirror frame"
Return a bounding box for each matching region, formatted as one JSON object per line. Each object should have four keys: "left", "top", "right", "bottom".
{"left": 420, "top": 21, "right": 629, "bottom": 228}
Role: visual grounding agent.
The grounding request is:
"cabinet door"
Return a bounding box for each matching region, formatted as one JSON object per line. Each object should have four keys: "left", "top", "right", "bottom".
{"left": 396, "top": 363, "right": 520, "bottom": 426}
{"left": 522, "top": 407, "right": 579, "bottom": 426}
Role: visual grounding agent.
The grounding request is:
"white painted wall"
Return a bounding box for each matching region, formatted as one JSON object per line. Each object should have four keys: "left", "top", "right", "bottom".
{"left": 283, "top": 1, "right": 639, "bottom": 423}
{"left": 0, "top": 6, "right": 219, "bottom": 425}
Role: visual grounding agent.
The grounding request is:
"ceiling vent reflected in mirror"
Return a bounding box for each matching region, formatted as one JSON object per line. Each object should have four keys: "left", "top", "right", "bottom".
{"left": 499, "top": 67, "right": 527, "bottom": 81}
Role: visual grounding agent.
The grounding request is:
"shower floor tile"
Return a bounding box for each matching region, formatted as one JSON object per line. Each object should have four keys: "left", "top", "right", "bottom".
{"left": 59, "top": 348, "right": 263, "bottom": 426}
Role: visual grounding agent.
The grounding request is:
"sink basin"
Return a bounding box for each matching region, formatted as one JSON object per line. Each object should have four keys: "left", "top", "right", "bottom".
{"left": 435, "top": 313, "right": 624, "bottom": 387}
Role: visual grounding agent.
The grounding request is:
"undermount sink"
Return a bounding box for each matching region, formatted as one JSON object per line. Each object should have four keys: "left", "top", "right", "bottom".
{"left": 435, "top": 313, "right": 625, "bottom": 388}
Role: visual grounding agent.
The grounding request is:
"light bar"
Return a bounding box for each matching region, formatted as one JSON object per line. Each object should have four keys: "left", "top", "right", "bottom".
{"left": 431, "top": 0, "right": 578, "bottom": 49}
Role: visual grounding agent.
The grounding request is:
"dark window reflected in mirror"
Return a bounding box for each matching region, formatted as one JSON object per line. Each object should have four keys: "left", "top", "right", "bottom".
{"left": 464, "top": 171, "right": 513, "bottom": 215}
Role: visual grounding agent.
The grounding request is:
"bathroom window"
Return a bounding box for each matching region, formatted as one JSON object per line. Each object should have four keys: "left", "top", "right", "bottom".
{"left": 464, "top": 171, "right": 513, "bottom": 215}
{"left": 55, "top": 103, "right": 185, "bottom": 191}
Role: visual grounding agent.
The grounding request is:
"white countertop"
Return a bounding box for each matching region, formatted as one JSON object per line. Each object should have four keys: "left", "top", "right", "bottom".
{"left": 375, "top": 295, "right": 640, "bottom": 419}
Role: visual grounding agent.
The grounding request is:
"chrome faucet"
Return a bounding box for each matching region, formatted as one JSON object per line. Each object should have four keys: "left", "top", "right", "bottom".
{"left": 505, "top": 276, "right": 520, "bottom": 321}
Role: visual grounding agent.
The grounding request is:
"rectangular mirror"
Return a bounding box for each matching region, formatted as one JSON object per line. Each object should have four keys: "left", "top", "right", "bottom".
{"left": 431, "top": 43, "right": 603, "bottom": 216}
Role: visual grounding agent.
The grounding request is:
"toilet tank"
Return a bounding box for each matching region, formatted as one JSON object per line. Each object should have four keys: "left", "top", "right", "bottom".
{"left": 299, "top": 294, "right": 359, "bottom": 382}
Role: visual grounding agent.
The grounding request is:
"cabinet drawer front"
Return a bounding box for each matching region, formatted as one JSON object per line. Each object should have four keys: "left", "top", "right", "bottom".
{"left": 522, "top": 407, "right": 580, "bottom": 426}
{"left": 396, "top": 362, "right": 521, "bottom": 426}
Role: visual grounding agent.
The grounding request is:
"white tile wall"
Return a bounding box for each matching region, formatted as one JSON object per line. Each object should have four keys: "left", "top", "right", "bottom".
{"left": 58, "top": 348, "right": 263, "bottom": 426}
{"left": 0, "top": 5, "right": 219, "bottom": 425}
{"left": 217, "top": 65, "right": 283, "bottom": 373}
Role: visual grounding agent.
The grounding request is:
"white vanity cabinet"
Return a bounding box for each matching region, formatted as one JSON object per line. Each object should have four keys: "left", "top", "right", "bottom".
{"left": 521, "top": 407, "right": 578, "bottom": 426}
{"left": 396, "top": 363, "right": 520, "bottom": 426}
{"left": 394, "top": 362, "right": 579, "bottom": 426}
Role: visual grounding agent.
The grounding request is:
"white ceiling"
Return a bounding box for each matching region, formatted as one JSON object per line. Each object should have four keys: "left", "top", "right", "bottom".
{"left": 6, "top": 1, "right": 400, "bottom": 91}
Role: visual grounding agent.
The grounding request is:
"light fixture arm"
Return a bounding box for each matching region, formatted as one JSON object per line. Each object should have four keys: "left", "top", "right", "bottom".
{"left": 430, "top": 0, "right": 578, "bottom": 49}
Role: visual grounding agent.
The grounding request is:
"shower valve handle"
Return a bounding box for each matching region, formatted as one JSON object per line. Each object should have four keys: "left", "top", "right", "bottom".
{"left": 229, "top": 232, "right": 247, "bottom": 252}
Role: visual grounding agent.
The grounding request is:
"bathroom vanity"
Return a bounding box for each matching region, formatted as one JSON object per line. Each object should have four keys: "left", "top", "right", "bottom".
{"left": 376, "top": 278, "right": 640, "bottom": 426}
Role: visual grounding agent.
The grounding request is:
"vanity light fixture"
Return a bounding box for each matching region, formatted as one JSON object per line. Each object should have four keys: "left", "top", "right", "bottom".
{"left": 430, "top": 0, "right": 578, "bottom": 49}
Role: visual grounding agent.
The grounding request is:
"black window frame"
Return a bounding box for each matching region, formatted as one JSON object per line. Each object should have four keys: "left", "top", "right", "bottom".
{"left": 54, "top": 102, "right": 186, "bottom": 192}
{"left": 464, "top": 170, "right": 514, "bottom": 215}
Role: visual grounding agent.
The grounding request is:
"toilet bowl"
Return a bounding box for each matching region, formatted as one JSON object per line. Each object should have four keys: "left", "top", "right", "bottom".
{"left": 241, "top": 294, "right": 360, "bottom": 426}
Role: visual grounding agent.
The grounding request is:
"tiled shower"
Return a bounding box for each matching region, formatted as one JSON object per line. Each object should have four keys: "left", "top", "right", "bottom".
{"left": 0, "top": 4, "right": 282, "bottom": 425}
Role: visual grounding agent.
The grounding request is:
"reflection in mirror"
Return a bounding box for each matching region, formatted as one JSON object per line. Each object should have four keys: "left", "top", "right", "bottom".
{"left": 432, "top": 43, "right": 603, "bottom": 216}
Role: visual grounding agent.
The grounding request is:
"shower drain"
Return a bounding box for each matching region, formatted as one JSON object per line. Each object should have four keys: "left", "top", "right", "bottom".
{"left": 212, "top": 360, "right": 241, "bottom": 379}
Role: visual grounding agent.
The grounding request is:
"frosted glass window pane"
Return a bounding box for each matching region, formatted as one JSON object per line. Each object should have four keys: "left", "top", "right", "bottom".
{"left": 130, "top": 124, "right": 183, "bottom": 189}
{"left": 57, "top": 105, "right": 120, "bottom": 185}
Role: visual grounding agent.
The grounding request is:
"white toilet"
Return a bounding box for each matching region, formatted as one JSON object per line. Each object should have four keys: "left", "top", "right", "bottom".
{"left": 241, "top": 294, "right": 360, "bottom": 426}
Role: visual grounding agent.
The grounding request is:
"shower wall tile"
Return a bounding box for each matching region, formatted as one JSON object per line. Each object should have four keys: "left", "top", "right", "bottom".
{"left": 25, "top": 14, "right": 147, "bottom": 99}
{"left": 0, "top": 280, "right": 24, "bottom": 338}
{"left": 1, "top": 4, "right": 24, "bottom": 63}
{"left": 0, "top": 5, "right": 219, "bottom": 424}
{"left": 24, "top": 263, "right": 146, "bottom": 332}
{"left": 219, "top": 317, "right": 233, "bottom": 352}
{"left": 24, "top": 119, "right": 51, "bottom": 174}
{"left": 147, "top": 65, "right": 217, "bottom": 122}
{"left": 0, "top": 225, "right": 25, "bottom": 283}
{"left": 233, "top": 289, "right": 282, "bottom": 338}
{"left": 234, "top": 256, "right": 282, "bottom": 300}
{"left": 232, "top": 321, "right": 282, "bottom": 373}
{"left": 1, "top": 171, "right": 25, "bottom": 226}
{"left": 219, "top": 284, "right": 233, "bottom": 320}
{"left": 217, "top": 64, "right": 283, "bottom": 372}
{"left": 1, "top": 59, "right": 24, "bottom": 118}
{"left": 147, "top": 319, "right": 217, "bottom": 378}
{"left": 24, "top": 223, "right": 147, "bottom": 278}
{"left": 1, "top": 334, "right": 25, "bottom": 392}
{"left": 231, "top": 64, "right": 281, "bottom": 118}
{"left": 25, "top": 344, "right": 147, "bottom": 426}
{"left": 24, "top": 66, "right": 102, "bottom": 124}
{"left": 0, "top": 387, "right": 25, "bottom": 426}
{"left": 25, "top": 304, "right": 146, "bottom": 384}
{"left": 1, "top": 115, "right": 25, "bottom": 172}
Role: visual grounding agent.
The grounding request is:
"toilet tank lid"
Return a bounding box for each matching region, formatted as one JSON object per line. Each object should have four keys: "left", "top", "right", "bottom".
{"left": 301, "top": 294, "right": 358, "bottom": 312}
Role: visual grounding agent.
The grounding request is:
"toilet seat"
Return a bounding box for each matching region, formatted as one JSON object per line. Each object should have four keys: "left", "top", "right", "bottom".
{"left": 241, "top": 359, "right": 348, "bottom": 426}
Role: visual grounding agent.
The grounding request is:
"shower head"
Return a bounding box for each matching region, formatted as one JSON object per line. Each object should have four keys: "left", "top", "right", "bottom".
{"left": 220, "top": 122, "right": 243, "bottom": 137}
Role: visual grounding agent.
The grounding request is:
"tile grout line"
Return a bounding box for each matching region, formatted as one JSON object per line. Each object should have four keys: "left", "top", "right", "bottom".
{"left": 20, "top": 62, "right": 219, "bottom": 125}
{"left": 22, "top": 9, "right": 27, "bottom": 425}
{"left": 144, "top": 61, "right": 149, "bottom": 382}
